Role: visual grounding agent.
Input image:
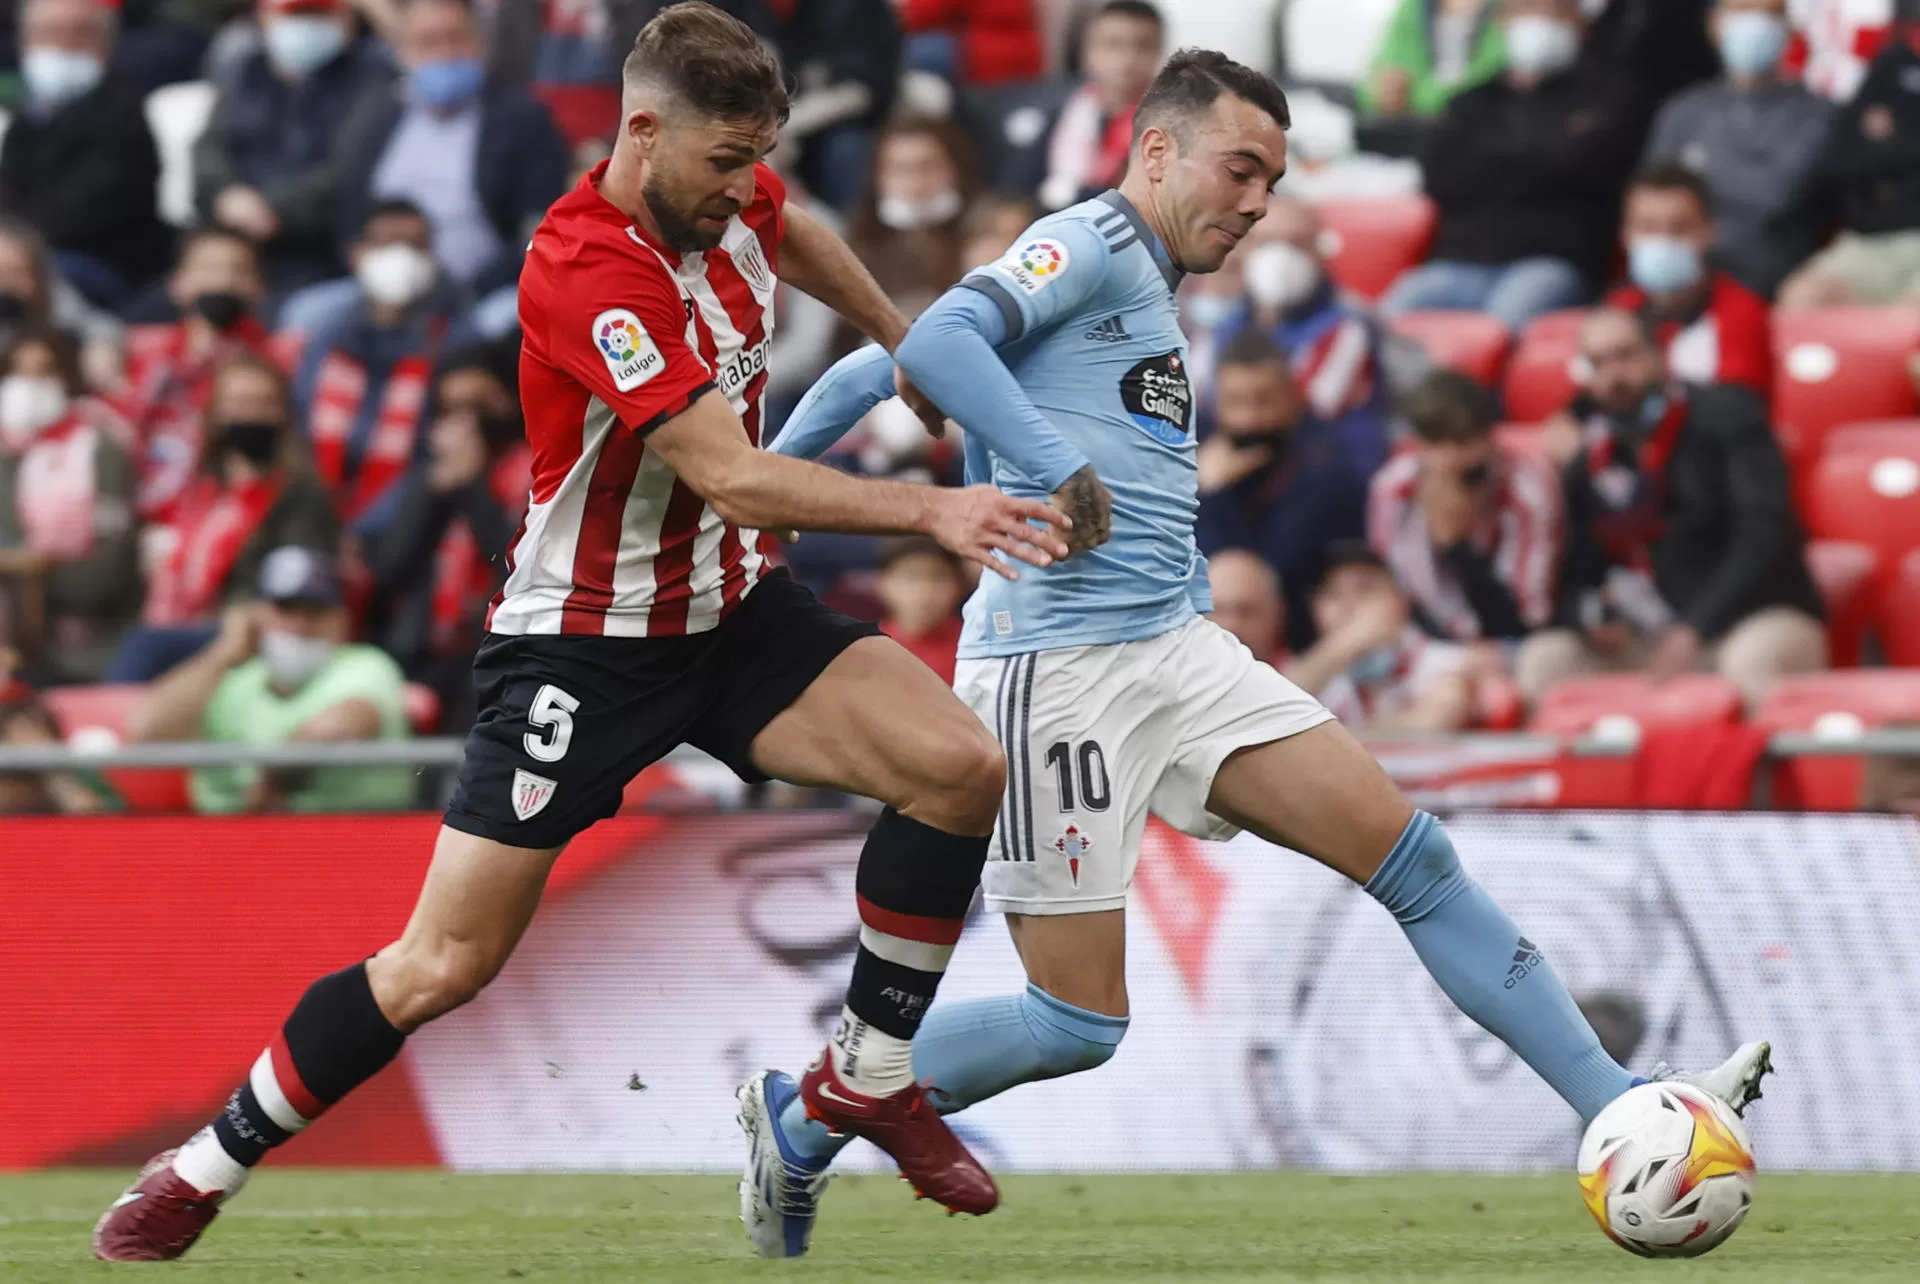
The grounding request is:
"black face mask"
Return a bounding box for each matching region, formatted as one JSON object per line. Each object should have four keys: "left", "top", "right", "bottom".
{"left": 219, "top": 420, "right": 282, "bottom": 465}
{"left": 191, "top": 291, "right": 251, "bottom": 332}
{"left": 0, "top": 293, "right": 29, "bottom": 324}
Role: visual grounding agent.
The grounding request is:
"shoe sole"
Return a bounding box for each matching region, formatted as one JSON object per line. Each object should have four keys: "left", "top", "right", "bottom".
{"left": 1727, "top": 1041, "right": 1773, "bottom": 1117}
{"left": 735, "top": 1071, "right": 799, "bottom": 1259}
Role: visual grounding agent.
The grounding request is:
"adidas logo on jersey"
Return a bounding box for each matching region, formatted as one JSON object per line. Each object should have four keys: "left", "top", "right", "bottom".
{"left": 1085, "top": 316, "right": 1130, "bottom": 343}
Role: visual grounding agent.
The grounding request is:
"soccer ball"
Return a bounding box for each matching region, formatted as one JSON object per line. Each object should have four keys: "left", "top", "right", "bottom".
{"left": 1576, "top": 1081, "right": 1755, "bottom": 1258}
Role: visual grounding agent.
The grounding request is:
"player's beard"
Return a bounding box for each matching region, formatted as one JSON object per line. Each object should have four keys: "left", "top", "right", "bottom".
{"left": 642, "top": 176, "right": 728, "bottom": 254}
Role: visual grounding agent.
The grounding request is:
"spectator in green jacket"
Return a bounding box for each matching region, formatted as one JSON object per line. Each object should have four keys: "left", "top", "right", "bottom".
{"left": 1360, "top": 0, "right": 1506, "bottom": 119}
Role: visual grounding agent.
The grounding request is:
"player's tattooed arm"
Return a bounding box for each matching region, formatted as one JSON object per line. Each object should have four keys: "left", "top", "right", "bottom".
{"left": 1051, "top": 465, "right": 1114, "bottom": 557}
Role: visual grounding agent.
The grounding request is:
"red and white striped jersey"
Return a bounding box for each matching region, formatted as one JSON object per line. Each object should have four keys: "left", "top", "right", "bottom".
{"left": 489, "top": 159, "right": 784, "bottom": 637}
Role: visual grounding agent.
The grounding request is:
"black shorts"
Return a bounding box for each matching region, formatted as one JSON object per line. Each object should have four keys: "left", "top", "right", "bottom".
{"left": 445, "top": 569, "right": 879, "bottom": 849}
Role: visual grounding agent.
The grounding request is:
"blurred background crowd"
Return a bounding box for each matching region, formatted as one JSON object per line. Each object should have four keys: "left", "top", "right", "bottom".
{"left": 6, "top": 0, "right": 1920, "bottom": 817}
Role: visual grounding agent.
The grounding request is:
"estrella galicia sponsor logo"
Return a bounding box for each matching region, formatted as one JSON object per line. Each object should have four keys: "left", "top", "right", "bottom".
{"left": 716, "top": 338, "right": 771, "bottom": 400}
{"left": 1120, "top": 350, "right": 1193, "bottom": 445}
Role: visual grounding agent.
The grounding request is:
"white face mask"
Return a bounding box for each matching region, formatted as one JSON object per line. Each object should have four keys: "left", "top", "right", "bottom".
{"left": 1504, "top": 16, "right": 1581, "bottom": 78}
{"left": 0, "top": 374, "right": 70, "bottom": 442}
{"left": 356, "top": 244, "right": 437, "bottom": 308}
{"left": 264, "top": 15, "right": 349, "bottom": 79}
{"left": 21, "top": 48, "right": 104, "bottom": 108}
{"left": 259, "top": 628, "right": 336, "bottom": 689}
{"left": 876, "top": 189, "right": 964, "bottom": 231}
{"left": 1185, "top": 293, "right": 1241, "bottom": 331}
{"left": 1243, "top": 242, "right": 1323, "bottom": 311}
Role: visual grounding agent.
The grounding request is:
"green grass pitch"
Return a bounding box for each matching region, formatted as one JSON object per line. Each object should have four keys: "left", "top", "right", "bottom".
{"left": 4, "top": 1170, "right": 1919, "bottom": 1281}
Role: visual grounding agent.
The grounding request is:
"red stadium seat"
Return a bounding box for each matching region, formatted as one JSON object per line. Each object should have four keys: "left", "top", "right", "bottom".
{"left": 1879, "top": 548, "right": 1920, "bottom": 667}
{"left": 402, "top": 683, "right": 442, "bottom": 735}
{"left": 1772, "top": 307, "right": 1920, "bottom": 468}
{"left": 1502, "top": 310, "right": 1589, "bottom": 423}
{"left": 1803, "top": 445, "right": 1920, "bottom": 577}
{"left": 1804, "top": 540, "right": 1880, "bottom": 666}
{"left": 1528, "top": 673, "right": 1745, "bottom": 737}
{"left": 1821, "top": 418, "right": 1920, "bottom": 462}
{"left": 1387, "top": 311, "right": 1512, "bottom": 385}
{"left": 38, "top": 684, "right": 190, "bottom": 813}
{"left": 1754, "top": 670, "right": 1920, "bottom": 809}
{"left": 1316, "top": 195, "right": 1436, "bottom": 300}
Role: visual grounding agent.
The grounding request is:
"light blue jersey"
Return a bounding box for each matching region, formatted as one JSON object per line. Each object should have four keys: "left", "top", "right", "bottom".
{"left": 942, "top": 193, "right": 1207, "bottom": 658}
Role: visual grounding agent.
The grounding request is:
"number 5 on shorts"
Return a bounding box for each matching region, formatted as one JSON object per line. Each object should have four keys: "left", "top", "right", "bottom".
{"left": 524, "top": 684, "right": 579, "bottom": 762}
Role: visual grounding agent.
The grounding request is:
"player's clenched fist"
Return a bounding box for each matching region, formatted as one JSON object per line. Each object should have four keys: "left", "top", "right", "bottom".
{"left": 926, "top": 485, "right": 1073, "bottom": 580}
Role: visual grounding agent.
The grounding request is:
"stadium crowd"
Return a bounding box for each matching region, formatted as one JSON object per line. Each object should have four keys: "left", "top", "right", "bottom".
{"left": 3, "top": 0, "right": 1920, "bottom": 815}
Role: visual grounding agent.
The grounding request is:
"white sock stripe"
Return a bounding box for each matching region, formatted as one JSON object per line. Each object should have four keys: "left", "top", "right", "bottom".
{"left": 249, "top": 1049, "right": 312, "bottom": 1134}
{"left": 858, "top": 923, "right": 956, "bottom": 974}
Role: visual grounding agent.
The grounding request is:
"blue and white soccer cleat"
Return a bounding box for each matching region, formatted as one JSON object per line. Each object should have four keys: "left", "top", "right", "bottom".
{"left": 737, "top": 1069, "right": 832, "bottom": 1258}
{"left": 1654, "top": 1040, "right": 1773, "bottom": 1117}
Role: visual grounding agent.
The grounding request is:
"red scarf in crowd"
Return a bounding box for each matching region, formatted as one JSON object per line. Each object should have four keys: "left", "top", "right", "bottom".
{"left": 308, "top": 348, "right": 434, "bottom": 521}
{"left": 1582, "top": 391, "right": 1690, "bottom": 572}
{"left": 11, "top": 414, "right": 104, "bottom": 561}
{"left": 428, "top": 444, "right": 532, "bottom": 653}
{"left": 119, "top": 319, "right": 274, "bottom": 522}
{"left": 143, "top": 473, "right": 283, "bottom": 625}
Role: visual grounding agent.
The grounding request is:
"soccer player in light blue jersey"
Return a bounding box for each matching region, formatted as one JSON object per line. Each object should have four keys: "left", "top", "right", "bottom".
{"left": 737, "top": 48, "right": 1774, "bottom": 1259}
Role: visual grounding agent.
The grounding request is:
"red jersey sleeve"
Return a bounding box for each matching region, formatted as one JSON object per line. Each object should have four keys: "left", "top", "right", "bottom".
{"left": 542, "top": 240, "right": 716, "bottom": 435}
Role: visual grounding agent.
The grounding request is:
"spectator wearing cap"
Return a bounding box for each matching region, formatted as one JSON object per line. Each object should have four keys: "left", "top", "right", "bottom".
{"left": 293, "top": 200, "right": 457, "bottom": 530}
{"left": 0, "top": 0, "right": 170, "bottom": 308}
{"left": 1381, "top": 0, "right": 1645, "bottom": 334}
{"left": 1360, "top": 0, "right": 1506, "bottom": 120}
{"left": 1194, "top": 331, "right": 1369, "bottom": 653}
{"left": 112, "top": 353, "right": 339, "bottom": 681}
{"left": 1286, "top": 543, "right": 1479, "bottom": 733}
{"left": 1641, "top": 0, "right": 1837, "bottom": 298}
{"left": 0, "top": 324, "right": 140, "bottom": 684}
{"left": 1369, "top": 368, "right": 1563, "bottom": 647}
{"left": 1201, "top": 197, "right": 1391, "bottom": 475}
{"left": 282, "top": 0, "right": 564, "bottom": 339}
{"left": 116, "top": 228, "right": 278, "bottom": 523}
{"left": 1206, "top": 547, "right": 1289, "bottom": 670}
{"left": 1778, "top": 15, "right": 1920, "bottom": 308}
{"left": 875, "top": 536, "right": 966, "bottom": 685}
{"left": 365, "top": 344, "right": 527, "bottom": 729}
{"left": 1516, "top": 307, "right": 1826, "bottom": 709}
{"left": 130, "top": 544, "right": 415, "bottom": 814}
{"left": 193, "top": 0, "right": 397, "bottom": 295}
{"left": 1604, "top": 165, "right": 1772, "bottom": 399}
{"left": 1041, "top": 1, "right": 1163, "bottom": 211}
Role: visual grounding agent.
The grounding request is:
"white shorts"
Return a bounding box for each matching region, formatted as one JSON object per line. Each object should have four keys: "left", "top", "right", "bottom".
{"left": 954, "top": 616, "right": 1334, "bottom": 916}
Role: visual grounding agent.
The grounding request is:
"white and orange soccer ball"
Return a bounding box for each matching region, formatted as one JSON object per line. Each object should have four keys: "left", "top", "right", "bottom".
{"left": 1576, "top": 1081, "right": 1756, "bottom": 1258}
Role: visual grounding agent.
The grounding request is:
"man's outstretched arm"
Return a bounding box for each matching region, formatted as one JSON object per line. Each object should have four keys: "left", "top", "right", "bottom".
{"left": 646, "top": 389, "right": 1070, "bottom": 580}
{"left": 780, "top": 201, "right": 908, "bottom": 350}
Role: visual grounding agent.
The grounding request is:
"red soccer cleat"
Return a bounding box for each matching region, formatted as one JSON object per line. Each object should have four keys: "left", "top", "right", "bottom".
{"left": 91, "top": 1150, "right": 226, "bottom": 1262}
{"left": 799, "top": 1051, "right": 999, "bottom": 1216}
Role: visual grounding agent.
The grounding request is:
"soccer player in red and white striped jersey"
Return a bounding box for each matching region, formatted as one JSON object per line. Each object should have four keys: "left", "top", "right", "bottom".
{"left": 93, "top": 4, "right": 1077, "bottom": 1261}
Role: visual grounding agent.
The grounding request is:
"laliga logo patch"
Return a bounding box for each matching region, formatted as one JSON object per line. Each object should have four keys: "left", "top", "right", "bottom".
{"left": 511, "top": 768, "right": 558, "bottom": 822}
{"left": 994, "top": 237, "right": 1070, "bottom": 296}
{"left": 1054, "top": 825, "right": 1092, "bottom": 887}
{"left": 592, "top": 308, "right": 665, "bottom": 392}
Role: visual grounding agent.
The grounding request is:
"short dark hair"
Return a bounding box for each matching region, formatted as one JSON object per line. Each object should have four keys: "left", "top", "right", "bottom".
{"left": 1216, "top": 327, "right": 1292, "bottom": 375}
{"left": 1629, "top": 161, "right": 1715, "bottom": 218}
{"left": 1135, "top": 48, "right": 1290, "bottom": 143}
{"left": 1399, "top": 368, "right": 1498, "bottom": 445}
{"left": 1318, "top": 539, "right": 1389, "bottom": 586}
{"left": 1092, "top": 0, "right": 1164, "bottom": 30}
{"left": 879, "top": 535, "right": 961, "bottom": 572}
{"left": 623, "top": 1, "right": 791, "bottom": 126}
{"left": 0, "top": 323, "right": 81, "bottom": 396}
{"left": 175, "top": 224, "right": 258, "bottom": 269}
{"left": 362, "top": 198, "right": 429, "bottom": 238}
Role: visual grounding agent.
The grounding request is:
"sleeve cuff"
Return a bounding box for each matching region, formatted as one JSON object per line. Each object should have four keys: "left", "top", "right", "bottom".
{"left": 629, "top": 380, "right": 717, "bottom": 437}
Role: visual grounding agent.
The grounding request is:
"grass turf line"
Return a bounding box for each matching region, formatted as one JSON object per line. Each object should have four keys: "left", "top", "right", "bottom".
{"left": 3, "top": 1171, "right": 1919, "bottom": 1281}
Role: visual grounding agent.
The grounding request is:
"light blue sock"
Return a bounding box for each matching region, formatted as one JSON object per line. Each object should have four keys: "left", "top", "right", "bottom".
{"left": 1366, "top": 811, "right": 1638, "bottom": 1123}
{"left": 777, "top": 983, "right": 1129, "bottom": 1162}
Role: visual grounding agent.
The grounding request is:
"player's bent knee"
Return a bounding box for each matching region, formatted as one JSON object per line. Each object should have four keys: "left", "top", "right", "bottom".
{"left": 912, "top": 724, "right": 1007, "bottom": 833}
{"left": 371, "top": 938, "right": 506, "bottom": 1031}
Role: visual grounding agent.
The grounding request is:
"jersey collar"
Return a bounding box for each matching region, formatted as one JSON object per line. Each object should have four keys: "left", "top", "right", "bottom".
{"left": 1096, "top": 190, "right": 1183, "bottom": 293}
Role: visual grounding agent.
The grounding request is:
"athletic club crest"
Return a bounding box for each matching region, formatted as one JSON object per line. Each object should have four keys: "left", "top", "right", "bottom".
{"left": 511, "top": 768, "right": 558, "bottom": 822}
{"left": 1054, "top": 825, "right": 1092, "bottom": 887}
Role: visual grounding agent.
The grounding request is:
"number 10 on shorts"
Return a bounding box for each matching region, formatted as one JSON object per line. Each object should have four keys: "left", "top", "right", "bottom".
{"left": 1043, "top": 740, "right": 1111, "bottom": 812}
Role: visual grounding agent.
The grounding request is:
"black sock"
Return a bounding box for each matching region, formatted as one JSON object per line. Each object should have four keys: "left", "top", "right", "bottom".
{"left": 209, "top": 962, "right": 406, "bottom": 1166}
{"left": 836, "top": 809, "right": 988, "bottom": 1080}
